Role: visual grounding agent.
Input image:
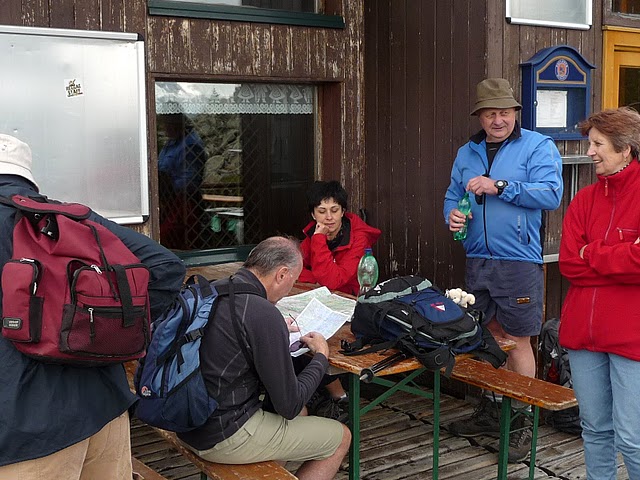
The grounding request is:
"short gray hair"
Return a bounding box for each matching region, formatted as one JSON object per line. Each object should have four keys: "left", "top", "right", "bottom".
{"left": 243, "top": 236, "right": 302, "bottom": 276}
{"left": 579, "top": 107, "right": 640, "bottom": 158}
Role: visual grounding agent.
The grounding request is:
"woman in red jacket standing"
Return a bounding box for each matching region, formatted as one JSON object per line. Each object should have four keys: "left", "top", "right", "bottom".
{"left": 559, "top": 107, "right": 640, "bottom": 480}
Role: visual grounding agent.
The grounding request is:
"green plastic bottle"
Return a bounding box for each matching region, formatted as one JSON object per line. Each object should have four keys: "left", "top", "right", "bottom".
{"left": 453, "top": 192, "right": 471, "bottom": 241}
{"left": 357, "top": 248, "right": 379, "bottom": 296}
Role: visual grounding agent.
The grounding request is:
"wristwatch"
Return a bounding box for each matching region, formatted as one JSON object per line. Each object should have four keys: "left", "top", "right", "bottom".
{"left": 494, "top": 179, "right": 508, "bottom": 196}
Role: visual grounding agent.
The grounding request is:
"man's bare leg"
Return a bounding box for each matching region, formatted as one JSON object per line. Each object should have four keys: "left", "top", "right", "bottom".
{"left": 295, "top": 425, "right": 351, "bottom": 480}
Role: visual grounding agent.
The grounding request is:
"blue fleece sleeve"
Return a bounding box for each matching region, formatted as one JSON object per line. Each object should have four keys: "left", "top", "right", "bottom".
{"left": 499, "top": 138, "right": 563, "bottom": 210}
{"left": 444, "top": 153, "right": 467, "bottom": 223}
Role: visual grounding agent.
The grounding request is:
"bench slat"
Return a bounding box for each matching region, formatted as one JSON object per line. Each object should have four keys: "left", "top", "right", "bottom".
{"left": 155, "top": 428, "right": 297, "bottom": 480}
{"left": 132, "top": 456, "right": 169, "bottom": 480}
{"left": 451, "top": 358, "right": 578, "bottom": 411}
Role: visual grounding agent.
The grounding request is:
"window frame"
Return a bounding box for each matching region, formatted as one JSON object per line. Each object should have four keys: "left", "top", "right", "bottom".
{"left": 605, "top": 0, "right": 640, "bottom": 28}
{"left": 153, "top": 79, "right": 320, "bottom": 264}
{"left": 505, "top": 0, "right": 592, "bottom": 30}
{"left": 148, "top": 0, "right": 345, "bottom": 29}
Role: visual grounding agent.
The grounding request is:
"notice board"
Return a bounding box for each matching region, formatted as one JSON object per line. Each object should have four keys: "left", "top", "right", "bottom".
{"left": 0, "top": 25, "right": 148, "bottom": 224}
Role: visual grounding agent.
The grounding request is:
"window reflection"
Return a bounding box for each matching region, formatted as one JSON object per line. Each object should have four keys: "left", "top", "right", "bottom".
{"left": 155, "top": 82, "right": 315, "bottom": 252}
{"left": 613, "top": 0, "right": 640, "bottom": 14}
{"left": 619, "top": 67, "right": 640, "bottom": 112}
{"left": 168, "top": 0, "right": 316, "bottom": 13}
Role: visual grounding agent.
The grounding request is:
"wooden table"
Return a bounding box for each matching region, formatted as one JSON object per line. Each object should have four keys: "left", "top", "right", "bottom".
{"left": 186, "top": 261, "right": 244, "bottom": 279}
{"left": 185, "top": 263, "right": 516, "bottom": 480}
{"left": 202, "top": 194, "right": 243, "bottom": 203}
{"left": 325, "top": 323, "right": 514, "bottom": 480}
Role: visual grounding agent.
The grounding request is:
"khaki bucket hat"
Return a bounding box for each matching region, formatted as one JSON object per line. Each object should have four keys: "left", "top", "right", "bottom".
{"left": 470, "top": 78, "right": 522, "bottom": 116}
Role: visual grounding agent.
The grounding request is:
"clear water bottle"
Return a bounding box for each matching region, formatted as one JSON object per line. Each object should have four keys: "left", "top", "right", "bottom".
{"left": 357, "top": 248, "right": 379, "bottom": 296}
{"left": 453, "top": 192, "right": 471, "bottom": 241}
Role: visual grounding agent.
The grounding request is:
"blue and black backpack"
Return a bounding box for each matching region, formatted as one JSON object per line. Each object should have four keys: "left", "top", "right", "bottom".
{"left": 341, "top": 275, "right": 507, "bottom": 376}
{"left": 133, "top": 275, "right": 260, "bottom": 432}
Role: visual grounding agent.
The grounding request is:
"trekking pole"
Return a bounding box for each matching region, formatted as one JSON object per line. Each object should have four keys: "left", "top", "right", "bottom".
{"left": 359, "top": 350, "right": 409, "bottom": 383}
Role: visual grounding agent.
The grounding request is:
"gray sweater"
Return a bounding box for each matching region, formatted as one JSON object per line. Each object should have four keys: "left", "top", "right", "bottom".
{"left": 179, "top": 268, "right": 329, "bottom": 450}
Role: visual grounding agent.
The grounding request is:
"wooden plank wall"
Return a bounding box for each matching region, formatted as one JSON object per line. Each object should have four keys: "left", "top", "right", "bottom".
{"left": 143, "top": 0, "right": 366, "bottom": 240}
{"left": 1, "top": 0, "right": 367, "bottom": 241}
{"left": 365, "top": 0, "right": 603, "bottom": 320}
{"left": 364, "top": 0, "right": 487, "bottom": 288}
{"left": 486, "top": 0, "right": 602, "bottom": 319}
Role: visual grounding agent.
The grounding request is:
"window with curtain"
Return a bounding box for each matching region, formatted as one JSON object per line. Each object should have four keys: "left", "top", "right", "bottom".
{"left": 155, "top": 81, "right": 315, "bottom": 252}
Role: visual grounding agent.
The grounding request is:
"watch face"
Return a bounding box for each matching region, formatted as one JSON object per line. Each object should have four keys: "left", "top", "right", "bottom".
{"left": 495, "top": 180, "right": 507, "bottom": 189}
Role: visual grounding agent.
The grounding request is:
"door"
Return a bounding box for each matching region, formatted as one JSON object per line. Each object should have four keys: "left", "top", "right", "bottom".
{"left": 603, "top": 27, "right": 640, "bottom": 110}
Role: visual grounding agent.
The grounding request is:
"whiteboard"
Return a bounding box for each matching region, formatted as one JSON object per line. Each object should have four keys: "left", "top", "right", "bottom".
{"left": 0, "top": 26, "right": 148, "bottom": 224}
{"left": 506, "top": 0, "right": 592, "bottom": 30}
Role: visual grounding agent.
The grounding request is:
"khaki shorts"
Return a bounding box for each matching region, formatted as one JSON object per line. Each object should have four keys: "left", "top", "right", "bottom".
{"left": 184, "top": 409, "right": 344, "bottom": 464}
{"left": 0, "top": 411, "right": 132, "bottom": 480}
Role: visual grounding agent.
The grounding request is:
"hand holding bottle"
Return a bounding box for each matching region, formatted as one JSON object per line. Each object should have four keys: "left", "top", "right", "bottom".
{"left": 448, "top": 200, "right": 472, "bottom": 229}
{"left": 452, "top": 192, "right": 472, "bottom": 241}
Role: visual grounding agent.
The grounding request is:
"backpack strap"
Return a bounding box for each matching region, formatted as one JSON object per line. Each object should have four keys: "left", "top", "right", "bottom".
{"left": 156, "top": 292, "right": 194, "bottom": 367}
{"left": 112, "top": 264, "right": 136, "bottom": 328}
{"left": 340, "top": 336, "right": 398, "bottom": 356}
{"left": 397, "top": 339, "right": 456, "bottom": 377}
{"left": 214, "top": 276, "right": 262, "bottom": 366}
{"left": 470, "top": 325, "right": 508, "bottom": 369}
{"left": 157, "top": 276, "right": 261, "bottom": 368}
{"left": 0, "top": 194, "right": 91, "bottom": 219}
{"left": 185, "top": 274, "right": 213, "bottom": 297}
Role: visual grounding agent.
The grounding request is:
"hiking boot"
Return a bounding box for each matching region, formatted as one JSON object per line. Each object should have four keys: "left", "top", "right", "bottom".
{"left": 306, "top": 391, "right": 324, "bottom": 415}
{"left": 447, "top": 396, "right": 501, "bottom": 437}
{"left": 314, "top": 395, "right": 349, "bottom": 423}
{"left": 508, "top": 415, "right": 532, "bottom": 463}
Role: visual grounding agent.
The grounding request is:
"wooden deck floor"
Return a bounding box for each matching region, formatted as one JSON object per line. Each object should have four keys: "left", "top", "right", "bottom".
{"left": 131, "top": 386, "right": 629, "bottom": 480}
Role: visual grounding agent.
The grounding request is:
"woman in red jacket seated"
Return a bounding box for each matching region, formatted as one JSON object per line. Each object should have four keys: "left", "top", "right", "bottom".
{"left": 299, "top": 180, "right": 381, "bottom": 296}
{"left": 296, "top": 180, "right": 381, "bottom": 420}
{"left": 559, "top": 107, "right": 640, "bottom": 480}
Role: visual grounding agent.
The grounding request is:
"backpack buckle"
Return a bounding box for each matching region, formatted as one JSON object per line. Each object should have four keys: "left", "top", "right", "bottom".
{"left": 40, "top": 216, "right": 59, "bottom": 240}
{"left": 183, "top": 328, "right": 204, "bottom": 343}
{"left": 340, "top": 339, "right": 355, "bottom": 352}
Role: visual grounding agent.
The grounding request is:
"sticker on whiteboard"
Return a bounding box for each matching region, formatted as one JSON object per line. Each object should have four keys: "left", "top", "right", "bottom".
{"left": 65, "top": 79, "right": 84, "bottom": 98}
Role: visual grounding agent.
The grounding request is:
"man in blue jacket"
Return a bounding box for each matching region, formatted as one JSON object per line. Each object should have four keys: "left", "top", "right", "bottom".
{"left": 443, "top": 79, "right": 563, "bottom": 462}
{"left": 0, "top": 134, "right": 186, "bottom": 479}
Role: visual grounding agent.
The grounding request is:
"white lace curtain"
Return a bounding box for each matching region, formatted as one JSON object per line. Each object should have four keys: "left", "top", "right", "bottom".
{"left": 156, "top": 82, "right": 313, "bottom": 115}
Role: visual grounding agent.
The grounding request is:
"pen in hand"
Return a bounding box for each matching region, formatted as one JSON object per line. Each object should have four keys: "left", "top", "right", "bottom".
{"left": 288, "top": 314, "right": 302, "bottom": 333}
{"left": 288, "top": 315, "right": 306, "bottom": 353}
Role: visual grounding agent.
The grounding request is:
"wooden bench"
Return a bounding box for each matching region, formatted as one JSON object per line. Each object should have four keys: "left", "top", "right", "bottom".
{"left": 125, "top": 362, "right": 296, "bottom": 480}
{"left": 132, "top": 456, "right": 169, "bottom": 480}
{"left": 153, "top": 428, "right": 297, "bottom": 480}
{"left": 450, "top": 358, "right": 578, "bottom": 480}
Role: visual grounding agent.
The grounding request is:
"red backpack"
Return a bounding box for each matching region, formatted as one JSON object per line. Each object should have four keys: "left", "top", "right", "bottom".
{"left": 1, "top": 194, "right": 151, "bottom": 365}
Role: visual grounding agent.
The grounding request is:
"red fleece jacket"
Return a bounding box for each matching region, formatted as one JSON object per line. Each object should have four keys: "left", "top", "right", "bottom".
{"left": 559, "top": 159, "right": 640, "bottom": 361}
{"left": 298, "top": 212, "right": 381, "bottom": 296}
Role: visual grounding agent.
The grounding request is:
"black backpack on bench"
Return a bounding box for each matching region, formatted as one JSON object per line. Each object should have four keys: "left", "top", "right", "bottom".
{"left": 341, "top": 275, "right": 507, "bottom": 376}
